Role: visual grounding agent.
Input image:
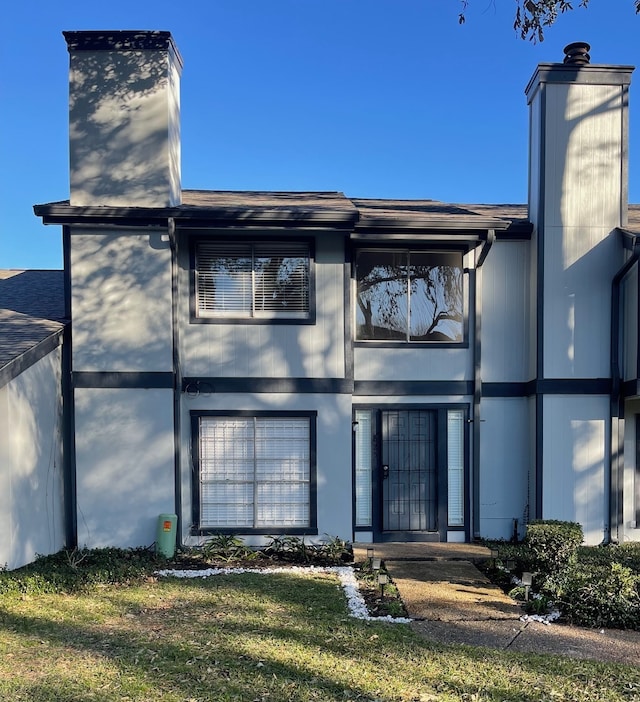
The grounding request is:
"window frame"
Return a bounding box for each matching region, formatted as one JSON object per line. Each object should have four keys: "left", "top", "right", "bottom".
{"left": 190, "top": 236, "right": 316, "bottom": 324}
{"left": 191, "top": 410, "right": 318, "bottom": 535}
{"left": 353, "top": 246, "right": 468, "bottom": 347}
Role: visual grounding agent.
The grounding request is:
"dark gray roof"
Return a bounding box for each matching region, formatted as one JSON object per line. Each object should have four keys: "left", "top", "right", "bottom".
{"left": 351, "top": 199, "right": 530, "bottom": 236}
{"left": 33, "top": 192, "right": 639, "bottom": 237}
{"left": 0, "top": 270, "right": 66, "bottom": 387}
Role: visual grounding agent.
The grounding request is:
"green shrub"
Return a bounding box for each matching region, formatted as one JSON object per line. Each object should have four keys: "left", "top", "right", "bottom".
{"left": 553, "top": 562, "right": 640, "bottom": 629}
{"left": 0, "top": 547, "right": 163, "bottom": 595}
{"left": 524, "top": 520, "right": 583, "bottom": 574}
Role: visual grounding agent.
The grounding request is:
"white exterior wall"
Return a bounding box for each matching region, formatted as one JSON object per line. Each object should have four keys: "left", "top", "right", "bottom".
{"left": 180, "top": 392, "right": 353, "bottom": 545}
{"left": 0, "top": 348, "right": 65, "bottom": 570}
{"left": 479, "top": 398, "right": 529, "bottom": 540}
{"left": 71, "top": 230, "right": 173, "bottom": 372}
{"left": 74, "top": 387, "right": 175, "bottom": 548}
{"left": 623, "top": 400, "right": 640, "bottom": 541}
{"left": 482, "top": 241, "right": 530, "bottom": 382}
{"left": 180, "top": 232, "right": 346, "bottom": 379}
{"left": 543, "top": 395, "right": 609, "bottom": 545}
{"left": 355, "top": 348, "right": 470, "bottom": 382}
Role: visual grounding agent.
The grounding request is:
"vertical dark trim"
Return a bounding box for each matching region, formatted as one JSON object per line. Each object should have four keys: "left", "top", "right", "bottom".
{"left": 534, "top": 87, "right": 547, "bottom": 523}
{"left": 309, "top": 414, "right": 318, "bottom": 531}
{"left": 635, "top": 416, "right": 640, "bottom": 526}
{"left": 190, "top": 414, "right": 201, "bottom": 529}
{"left": 471, "top": 231, "right": 494, "bottom": 539}
{"left": 351, "top": 409, "right": 357, "bottom": 538}
{"left": 609, "top": 237, "right": 640, "bottom": 542}
{"left": 169, "top": 218, "right": 183, "bottom": 545}
{"left": 371, "top": 410, "right": 382, "bottom": 542}
{"left": 436, "top": 410, "right": 448, "bottom": 542}
{"left": 344, "top": 241, "right": 354, "bottom": 381}
{"left": 464, "top": 406, "right": 472, "bottom": 542}
{"left": 636, "top": 261, "right": 640, "bottom": 383}
{"left": 61, "top": 226, "right": 77, "bottom": 549}
{"left": 535, "top": 395, "right": 543, "bottom": 519}
{"left": 471, "top": 266, "right": 481, "bottom": 537}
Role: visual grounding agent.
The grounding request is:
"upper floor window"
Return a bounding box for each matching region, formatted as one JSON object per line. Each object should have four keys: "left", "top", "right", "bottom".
{"left": 355, "top": 249, "right": 463, "bottom": 342}
{"left": 195, "top": 241, "right": 311, "bottom": 320}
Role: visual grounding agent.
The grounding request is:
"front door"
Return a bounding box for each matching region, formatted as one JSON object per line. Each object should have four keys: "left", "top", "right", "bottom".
{"left": 381, "top": 410, "right": 438, "bottom": 537}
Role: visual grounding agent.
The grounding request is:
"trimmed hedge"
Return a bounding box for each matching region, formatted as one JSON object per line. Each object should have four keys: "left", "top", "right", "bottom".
{"left": 524, "top": 520, "right": 583, "bottom": 575}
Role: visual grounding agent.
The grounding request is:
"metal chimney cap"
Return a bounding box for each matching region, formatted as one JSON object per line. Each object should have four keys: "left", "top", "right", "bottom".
{"left": 563, "top": 42, "right": 591, "bottom": 65}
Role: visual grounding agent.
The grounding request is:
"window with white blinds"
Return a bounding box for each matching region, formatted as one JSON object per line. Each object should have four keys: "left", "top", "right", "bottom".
{"left": 354, "top": 410, "right": 373, "bottom": 526}
{"left": 447, "top": 410, "right": 465, "bottom": 526}
{"left": 195, "top": 241, "right": 310, "bottom": 319}
{"left": 199, "top": 416, "right": 311, "bottom": 529}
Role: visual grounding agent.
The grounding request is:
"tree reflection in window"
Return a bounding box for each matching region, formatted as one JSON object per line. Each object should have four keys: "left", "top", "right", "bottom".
{"left": 356, "top": 250, "right": 463, "bottom": 342}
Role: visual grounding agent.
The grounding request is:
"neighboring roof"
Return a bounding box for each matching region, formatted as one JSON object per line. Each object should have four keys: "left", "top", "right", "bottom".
{"left": 628, "top": 204, "right": 640, "bottom": 233}
{"left": 0, "top": 270, "right": 66, "bottom": 387}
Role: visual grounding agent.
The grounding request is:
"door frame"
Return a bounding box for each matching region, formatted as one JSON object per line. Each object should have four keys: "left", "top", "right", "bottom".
{"left": 353, "top": 404, "right": 469, "bottom": 543}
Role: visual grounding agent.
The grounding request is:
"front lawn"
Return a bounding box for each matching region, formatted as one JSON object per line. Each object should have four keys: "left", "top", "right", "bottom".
{"left": 1, "top": 564, "right": 638, "bottom": 701}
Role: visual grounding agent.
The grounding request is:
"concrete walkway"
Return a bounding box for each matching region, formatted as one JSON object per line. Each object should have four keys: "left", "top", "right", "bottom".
{"left": 353, "top": 543, "right": 640, "bottom": 666}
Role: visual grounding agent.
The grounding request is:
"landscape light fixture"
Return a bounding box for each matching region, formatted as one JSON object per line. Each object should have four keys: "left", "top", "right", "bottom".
{"left": 366, "top": 548, "right": 374, "bottom": 560}
{"left": 377, "top": 573, "right": 389, "bottom": 596}
{"left": 521, "top": 572, "right": 533, "bottom": 601}
{"left": 372, "top": 557, "right": 381, "bottom": 571}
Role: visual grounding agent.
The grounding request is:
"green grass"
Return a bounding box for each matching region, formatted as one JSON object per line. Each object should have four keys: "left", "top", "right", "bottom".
{"left": 1, "top": 570, "right": 638, "bottom": 702}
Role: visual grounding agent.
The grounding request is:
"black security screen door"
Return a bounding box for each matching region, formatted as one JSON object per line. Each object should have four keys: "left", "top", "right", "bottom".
{"left": 381, "top": 410, "right": 437, "bottom": 532}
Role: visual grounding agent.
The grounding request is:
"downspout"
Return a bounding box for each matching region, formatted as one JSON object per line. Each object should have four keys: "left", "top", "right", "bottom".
{"left": 608, "top": 231, "right": 640, "bottom": 544}
{"left": 168, "top": 218, "right": 183, "bottom": 548}
{"left": 472, "top": 229, "right": 495, "bottom": 538}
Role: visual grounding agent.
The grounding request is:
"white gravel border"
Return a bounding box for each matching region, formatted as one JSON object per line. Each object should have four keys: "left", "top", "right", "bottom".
{"left": 155, "top": 565, "right": 412, "bottom": 624}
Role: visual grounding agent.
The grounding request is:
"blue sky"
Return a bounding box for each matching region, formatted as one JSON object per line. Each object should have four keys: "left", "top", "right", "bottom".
{"left": 1, "top": 1, "right": 638, "bottom": 270}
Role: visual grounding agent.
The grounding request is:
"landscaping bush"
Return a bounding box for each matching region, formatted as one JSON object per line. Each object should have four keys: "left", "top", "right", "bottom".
{"left": 551, "top": 561, "right": 640, "bottom": 629}
{"left": 524, "top": 520, "right": 583, "bottom": 574}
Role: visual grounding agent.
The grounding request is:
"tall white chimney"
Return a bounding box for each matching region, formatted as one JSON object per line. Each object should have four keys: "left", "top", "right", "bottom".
{"left": 525, "top": 42, "right": 634, "bottom": 542}
{"left": 64, "top": 31, "right": 182, "bottom": 207}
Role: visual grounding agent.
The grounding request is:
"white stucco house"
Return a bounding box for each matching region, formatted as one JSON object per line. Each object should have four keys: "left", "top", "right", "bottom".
{"left": 0, "top": 270, "right": 67, "bottom": 569}
{"left": 23, "top": 31, "right": 640, "bottom": 558}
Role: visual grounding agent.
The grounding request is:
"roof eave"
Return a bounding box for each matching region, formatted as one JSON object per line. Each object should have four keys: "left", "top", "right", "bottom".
{"left": 33, "top": 203, "right": 360, "bottom": 230}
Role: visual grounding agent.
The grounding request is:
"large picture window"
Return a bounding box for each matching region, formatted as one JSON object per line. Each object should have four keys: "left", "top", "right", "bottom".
{"left": 195, "top": 241, "right": 311, "bottom": 320}
{"left": 194, "top": 413, "right": 316, "bottom": 532}
{"left": 355, "top": 249, "right": 463, "bottom": 342}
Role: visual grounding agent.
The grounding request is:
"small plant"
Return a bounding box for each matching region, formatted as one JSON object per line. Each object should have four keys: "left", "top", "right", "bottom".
{"left": 200, "top": 534, "right": 258, "bottom": 562}
{"left": 319, "top": 534, "right": 353, "bottom": 563}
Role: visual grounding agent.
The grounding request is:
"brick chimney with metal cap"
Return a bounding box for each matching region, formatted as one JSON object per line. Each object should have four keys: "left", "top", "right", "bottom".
{"left": 64, "top": 31, "right": 183, "bottom": 207}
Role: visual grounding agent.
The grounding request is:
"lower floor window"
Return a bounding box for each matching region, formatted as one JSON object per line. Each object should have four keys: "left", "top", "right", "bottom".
{"left": 195, "top": 413, "right": 314, "bottom": 530}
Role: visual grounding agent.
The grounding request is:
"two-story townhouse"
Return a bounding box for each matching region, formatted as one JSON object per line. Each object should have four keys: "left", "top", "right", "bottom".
{"left": 34, "top": 31, "right": 639, "bottom": 554}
